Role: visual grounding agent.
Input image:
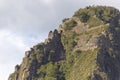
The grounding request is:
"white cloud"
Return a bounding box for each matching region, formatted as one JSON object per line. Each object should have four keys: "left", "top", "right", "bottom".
{"left": 0, "top": 30, "right": 28, "bottom": 80}
{"left": 0, "top": 63, "right": 15, "bottom": 80}
{"left": 0, "top": 30, "right": 26, "bottom": 48}
{"left": 0, "top": 29, "right": 43, "bottom": 80}
{"left": 41, "top": 0, "right": 54, "bottom": 4}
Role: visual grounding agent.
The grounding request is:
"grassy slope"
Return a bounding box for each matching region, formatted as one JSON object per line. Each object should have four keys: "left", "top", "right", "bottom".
{"left": 68, "top": 49, "right": 98, "bottom": 80}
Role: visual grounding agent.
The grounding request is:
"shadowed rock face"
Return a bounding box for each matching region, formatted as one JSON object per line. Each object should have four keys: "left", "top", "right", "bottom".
{"left": 97, "top": 25, "right": 120, "bottom": 80}
{"left": 8, "top": 6, "right": 120, "bottom": 80}
{"left": 8, "top": 30, "right": 65, "bottom": 80}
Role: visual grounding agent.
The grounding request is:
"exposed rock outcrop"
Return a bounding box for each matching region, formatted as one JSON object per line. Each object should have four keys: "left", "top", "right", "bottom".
{"left": 8, "top": 29, "right": 65, "bottom": 80}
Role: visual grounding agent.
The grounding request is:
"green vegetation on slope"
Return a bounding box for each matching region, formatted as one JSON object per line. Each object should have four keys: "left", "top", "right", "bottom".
{"left": 74, "top": 6, "right": 120, "bottom": 27}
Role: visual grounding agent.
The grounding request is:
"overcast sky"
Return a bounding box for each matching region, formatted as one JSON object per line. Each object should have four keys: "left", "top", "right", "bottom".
{"left": 0, "top": 0, "right": 120, "bottom": 80}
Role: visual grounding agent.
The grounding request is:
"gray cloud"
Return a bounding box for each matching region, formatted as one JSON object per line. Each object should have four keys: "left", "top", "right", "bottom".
{"left": 0, "top": 0, "right": 119, "bottom": 36}
{"left": 0, "top": 0, "right": 94, "bottom": 36}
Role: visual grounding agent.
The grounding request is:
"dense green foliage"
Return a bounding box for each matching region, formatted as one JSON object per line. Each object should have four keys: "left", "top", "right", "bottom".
{"left": 74, "top": 6, "right": 120, "bottom": 26}
{"left": 35, "top": 62, "right": 64, "bottom": 80}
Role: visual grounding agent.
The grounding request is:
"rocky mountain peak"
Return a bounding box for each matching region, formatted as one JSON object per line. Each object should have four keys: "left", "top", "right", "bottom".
{"left": 8, "top": 6, "right": 120, "bottom": 80}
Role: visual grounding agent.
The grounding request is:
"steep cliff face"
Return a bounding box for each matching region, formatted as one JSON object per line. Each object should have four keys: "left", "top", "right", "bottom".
{"left": 8, "top": 6, "right": 120, "bottom": 80}
{"left": 8, "top": 30, "right": 65, "bottom": 80}
{"left": 97, "top": 25, "right": 120, "bottom": 80}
